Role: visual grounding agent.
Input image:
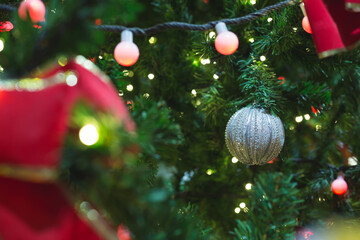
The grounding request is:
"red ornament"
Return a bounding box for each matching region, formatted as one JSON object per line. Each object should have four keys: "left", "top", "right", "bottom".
{"left": 302, "top": 16, "right": 312, "bottom": 34}
{"left": 0, "top": 57, "right": 135, "bottom": 239}
{"left": 303, "top": 0, "right": 360, "bottom": 58}
{"left": 114, "top": 30, "right": 139, "bottom": 67}
{"left": 0, "top": 21, "right": 14, "bottom": 32}
{"left": 95, "top": 18, "right": 102, "bottom": 26}
{"left": 331, "top": 176, "right": 348, "bottom": 195}
{"left": 18, "top": 0, "right": 46, "bottom": 23}
{"left": 117, "top": 224, "right": 132, "bottom": 240}
{"left": 214, "top": 22, "right": 239, "bottom": 55}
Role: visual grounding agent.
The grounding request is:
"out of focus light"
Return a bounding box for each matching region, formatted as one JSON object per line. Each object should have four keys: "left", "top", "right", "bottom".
{"left": 232, "top": 157, "right": 238, "bottom": 163}
{"left": 239, "top": 202, "right": 246, "bottom": 209}
{"left": 245, "top": 183, "right": 252, "bottom": 190}
{"left": 79, "top": 124, "right": 99, "bottom": 146}
{"left": 295, "top": 116, "right": 303, "bottom": 123}
{"left": 234, "top": 207, "right": 241, "bottom": 214}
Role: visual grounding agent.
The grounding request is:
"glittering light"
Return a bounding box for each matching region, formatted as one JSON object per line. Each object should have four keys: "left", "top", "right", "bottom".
{"left": 213, "top": 74, "right": 219, "bottom": 80}
{"left": 239, "top": 202, "right": 246, "bottom": 209}
{"left": 0, "top": 39, "right": 4, "bottom": 52}
{"left": 295, "top": 116, "right": 303, "bottom": 123}
{"left": 234, "top": 207, "right": 241, "bottom": 214}
{"left": 149, "top": 36, "right": 157, "bottom": 44}
{"left": 191, "top": 89, "right": 197, "bottom": 97}
{"left": 250, "top": 0, "right": 256, "bottom": 5}
{"left": 267, "top": 17, "right": 273, "bottom": 22}
{"left": 304, "top": 114, "right": 311, "bottom": 120}
{"left": 126, "top": 84, "right": 134, "bottom": 92}
{"left": 293, "top": 27, "right": 298, "bottom": 32}
{"left": 348, "top": 156, "right": 358, "bottom": 166}
{"left": 66, "top": 73, "right": 78, "bottom": 87}
{"left": 200, "top": 58, "right": 211, "bottom": 65}
{"left": 79, "top": 124, "right": 99, "bottom": 146}
{"left": 260, "top": 55, "right": 266, "bottom": 61}
{"left": 231, "top": 157, "right": 238, "bottom": 163}
{"left": 249, "top": 38, "right": 254, "bottom": 43}
{"left": 206, "top": 169, "right": 214, "bottom": 175}
{"left": 245, "top": 183, "right": 252, "bottom": 190}
{"left": 148, "top": 73, "right": 155, "bottom": 80}
{"left": 209, "top": 31, "right": 216, "bottom": 38}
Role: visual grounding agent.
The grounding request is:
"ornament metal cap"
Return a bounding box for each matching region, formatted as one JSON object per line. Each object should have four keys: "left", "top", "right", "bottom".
{"left": 121, "top": 30, "right": 133, "bottom": 42}
{"left": 215, "top": 22, "right": 228, "bottom": 34}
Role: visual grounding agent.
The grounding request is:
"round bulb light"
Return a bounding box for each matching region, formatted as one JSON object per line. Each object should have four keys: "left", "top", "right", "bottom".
{"left": 302, "top": 16, "right": 312, "bottom": 34}
{"left": 331, "top": 176, "right": 348, "bottom": 195}
{"left": 114, "top": 30, "right": 139, "bottom": 67}
{"left": 19, "top": 0, "right": 46, "bottom": 23}
{"left": 214, "top": 22, "right": 239, "bottom": 55}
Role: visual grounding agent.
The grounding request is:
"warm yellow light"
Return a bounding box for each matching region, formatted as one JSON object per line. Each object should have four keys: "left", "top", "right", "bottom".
{"left": 234, "top": 207, "right": 241, "bottom": 214}
{"left": 149, "top": 36, "right": 157, "bottom": 44}
{"left": 245, "top": 183, "right": 252, "bottom": 190}
{"left": 206, "top": 169, "right": 214, "bottom": 175}
{"left": 0, "top": 39, "right": 4, "bottom": 52}
{"left": 232, "top": 157, "right": 238, "bottom": 163}
{"left": 79, "top": 124, "right": 99, "bottom": 146}
{"left": 260, "top": 55, "right": 266, "bottom": 61}
{"left": 148, "top": 73, "right": 155, "bottom": 80}
{"left": 191, "top": 89, "right": 197, "bottom": 97}
{"left": 250, "top": 0, "right": 256, "bottom": 5}
{"left": 209, "top": 31, "right": 216, "bottom": 38}
{"left": 126, "top": 84, "right": 134, "bottom": 92}
{"left": 304, "top": 114, "right": 310, "bottom": 120}
{"left": 239, "top": 202, "right": 246, "bottom": 209}
{"left": 249, "top": 38, "right": 254, "bottom": 43}
{"left": 295, "top": 116, "right": 303, "bottom": 123}
{"left": 143, "top": 93, "right": 150, "bottom": 98}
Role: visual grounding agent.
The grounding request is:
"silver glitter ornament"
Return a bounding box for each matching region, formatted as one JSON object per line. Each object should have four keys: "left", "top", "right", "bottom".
{"left": 225, "top": 107, "right": 285, "bottom": 165}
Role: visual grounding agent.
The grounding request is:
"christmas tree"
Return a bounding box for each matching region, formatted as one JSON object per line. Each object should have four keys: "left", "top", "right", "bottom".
{"left": 1, "top": 0, "right": 360, "bottom": 239}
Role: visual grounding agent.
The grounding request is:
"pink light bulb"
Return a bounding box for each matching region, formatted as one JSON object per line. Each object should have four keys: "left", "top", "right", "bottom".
{"left": 215, "top": 22, "right": 239, "bottom": 55}
{"left": 331, "top": 176, "right": 348, "bottom": 195}
{"left": 19, "top": 0, "right": 46, "bottom": 23}
{"left": 114, "top": 30, "right": 139, "bottom": 67}
{"left": 302, "top": 16, "right": 312, "bottom": 34}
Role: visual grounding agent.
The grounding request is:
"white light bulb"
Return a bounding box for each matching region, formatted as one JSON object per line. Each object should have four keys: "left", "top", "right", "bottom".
{"left": 148, "top": 73, "right": 155, "bottom": 80}
{"left": 250, "top": 0, "right": 256, "bottom": 5}
{"left": 267, "top": 18, "right": 273, "bottom": 22}
{"left": 213, "top": 74, "right": 219, "bottom": 80}
{"left": 126, "top": 84, "right": 134, "bottom": 92}
{"left": 249, "top": 38, "right": 254, "bottom": 43}
{"left": 98, "top": 55, "right": 103, "bottom": 59}
{"left": 295, "top": 116, "right": 303, "bottom": 123}
{"left": 239, "top": 202, "right": 246, "bottom": 209}
{"left": 200, "top": 58, "right": 211, "bottom": 65}
{"left": 234, "top": 207, "right": 241, "bottom": 214}
{"left": 260, "top": 55, "right": 266, "bottom": 61}
{"left": 245, "top": 183, "right": 252, "bottom": 190}
{"left": 79, "top": 124, "right": 99, "bottom": 146}
{"left": 66, "top": 74, "right": 78, "bottom": 87}
{"left": 149, "top": 36, "right": 157, "bottom": 44}
{"left": 304, "top": 114, "right": 311, "bottom": 120}
{"left": 348, "top": 157, "right": 358, "bottom": 166}
{"left": 231, "top": 157, "right": 238, "bottom": 163}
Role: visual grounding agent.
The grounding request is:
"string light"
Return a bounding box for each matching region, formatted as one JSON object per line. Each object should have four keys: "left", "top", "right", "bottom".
{"left": 79, "top": 124, "right": 99, "bottom": 146}
{"left": 348, "top": 157, "right": 358, "bottom": 166}
{"left": 239, "top": 202, "right": 246, "bottom": 209}
{"left": 213, "top": 74, "right": 219, "bottom": 80}
{"left": 267, "top": 17, "right": 273, "bottom": 22}
{"left": 295, "top": 116, "right": 303, "bottom": 123}
{"left": 148, "top": 73, "right": 155, "bottom": 80}
{"left": 209, "top": 31, "right": 216, "bottom": 38}
{"left": 250, "top": 0, "right": 256, "bottom": 5}
{"left": 245, "top": 183, "right": 252, "bottom": 190}
{"left": 293, "top": 27, "right": 298, "bottom": 32}
{"left": 234, "top": 207, "right": 241, "bottom": 214}
{"left": 65, "top": 73, "right": 78, "bottom": 87}
{"left": 200, "top": 58, "right": 211, "bottom": 65}
{"left": 98, "top": 55, "right": 103, "bottom": 59}
{"left": 126, "top": 84, "right": 134, "bottom": 92}
{"left": 304, "top": 114, "right": 310, "bottom": 120}
{"left": 0, "top": 39, "right": 4, "bottom": 52}
{"left": 231, "top": 157, "right": 238, "bottom": 163}
{"left": 118, "top": 90, "right": 124, "bottom": 96}
{"left": 191, "top": 89, "right": 197, "bottom": 97}
{"left": 143, "top": 93, "right": 150, "bottom": 98}
{"left": 260, "top": 55, "right": 266, "bottom": 61}
{"left": 149, "top": 36, "right": 157, "bottom": 44}
{"left": 206, "top": 169, "right": 214, "bottom": 175}
{"left": 249, "top": 38, "right": 254, "bottom": 43}
{"left": 315, "top": 124, "right": 322, "bottom": 131}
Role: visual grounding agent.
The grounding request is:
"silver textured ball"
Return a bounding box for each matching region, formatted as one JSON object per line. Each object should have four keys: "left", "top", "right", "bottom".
{"left": 225, "top": 107, "right": 285, "bottom": 165}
